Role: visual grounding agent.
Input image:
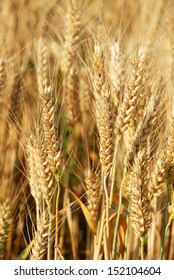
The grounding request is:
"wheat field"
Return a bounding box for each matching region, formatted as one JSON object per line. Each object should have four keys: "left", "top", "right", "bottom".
{"left": 0, "top": 0, "right": 174, "bottom": 260}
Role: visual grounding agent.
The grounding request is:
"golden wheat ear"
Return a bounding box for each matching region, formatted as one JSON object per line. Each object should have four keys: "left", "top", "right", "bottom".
{"left": 116, "top": 47, "right": 149, "bottom": 135}
{"left": 0, "top": 199, "right": 11, "bottom": 260}
{"left": 93, "top": 44, "right": 105, "bottom": 97}
{"left": 0, "top": 58, "right": 6, "bottom": 101}
{"left": 37, "top": 38, "right": 63, "bottom": 175}
{"left": 94, "top": 86, "right": 114, "bottom": 177}
{"left": 85, "top": 168, "right": 100, "bottom": 221}
{"left": 109, "top": 42, "right": 125, "bottom": 108}
{"left": 30, "top": 211, "right": 49, "bottom": 260}
{"left": 39, "top": 85, "right": 63, "bottom": 174}
{"left": 26, "top": 133, "right": 55, "bottom": 211}
{"left": 129, "top": 149, "right": 152, "bottom": 239}
{"left": 64, "top": 65, "right": 80, "bottom": 125}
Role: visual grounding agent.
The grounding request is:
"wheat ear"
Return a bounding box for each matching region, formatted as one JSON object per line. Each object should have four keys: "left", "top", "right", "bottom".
{"left": 109, "top": 42, "right": 125, "bottom": 107}
{"left": 65, "top": 65, "right": 80, "bottom": 125}
{"left": 38, "top": 38, "right": 62, "bottom": 174}
{"left": 26, "top": 135, "right": 43, "bottom": 216}
{"left": 93, "top": 44, "right": 105, "bottom": 97}
{"left": 129, "top": 149, "right": 152, "bottom": 259}
{"left": 79, "top": 67, "right": 91, "bottom": 126}
{"left": 110, "top": 47, "right": 149, "bottom": 211}
{"left": 116, "top": 47, "right": 149, "bottom": 134}
{"left": 124, "top": 89, "right": 162, "bottom": 169}
{"left": 37, "top": 37, "right": 49, "bottom": 91}
{"left": 95, "top": 88, "right": 114, "bottom": 176}
{"left": 63, "top": 0, "right": 82, "bottom": 74}
{"left": 129, "top": 150, "right": 152, "bottom": 238}
{"left": 30, "top": 212, "right": 49, "bottom": 260}
{"left": 0, "top": 199, "right": 11, "bottom": 259}
{"left": 40, "top": 85, "right": 62, "bottom": 173}
{"left": 85, "top": 168, "right": 100, "bottom": 221}
{"left": 26, "top": 133, "right": 54, "bottom": 210}
{"left": 0, "top": 58, "right": 6, "bottom": 101}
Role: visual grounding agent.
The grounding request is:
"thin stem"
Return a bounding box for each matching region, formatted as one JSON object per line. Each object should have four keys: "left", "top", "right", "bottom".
{"left": 111, "top": 169, "right": 126, "bottom": 259}
{"left": 47, "top": 175, "right": 58, "bottom": 260}
{"left": 93, "top": 208, "right": 106, "bottom": 260}
{"left": 54, "top": 173, "right": 61, "bottom": 259}
{"left": 36, "top": 205, "right": 40, "bottom": 230}
{"left": 109, "top": 136, "right": 120, "bottom": 207}
{"left": 124, "top": 205, "right": 129, "bottom": 260}
{"left": 103, "top": 174, "right": 110, "bottom": 259}
{"left": 160, "top": 170, "right": 171, "bottom": 260}
{"left": 140, "top": 237, "right": 144, "bottom": 260}
{"left": 111, "top": 189, "right": 122, "bottom": 259}
{"left": 47, "top": 206, "right": 52, "bottom": 260}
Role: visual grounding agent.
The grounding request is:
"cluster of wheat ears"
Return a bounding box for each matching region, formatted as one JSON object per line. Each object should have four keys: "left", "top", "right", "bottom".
{"left": 0, "top": 0, "right": 174, "bottom": 260}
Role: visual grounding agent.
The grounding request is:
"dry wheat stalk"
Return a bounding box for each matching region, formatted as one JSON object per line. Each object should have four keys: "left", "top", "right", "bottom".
{"left": 116, "top": 47, "right": 149, "bottom": 135}
{"left": 54, "top": 245, "right": 65, "bottom": 260}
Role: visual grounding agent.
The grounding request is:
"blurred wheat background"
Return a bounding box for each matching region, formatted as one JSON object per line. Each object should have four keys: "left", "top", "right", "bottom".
{"left": 0, "top": 0, "right": 174, "bottom": 260}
